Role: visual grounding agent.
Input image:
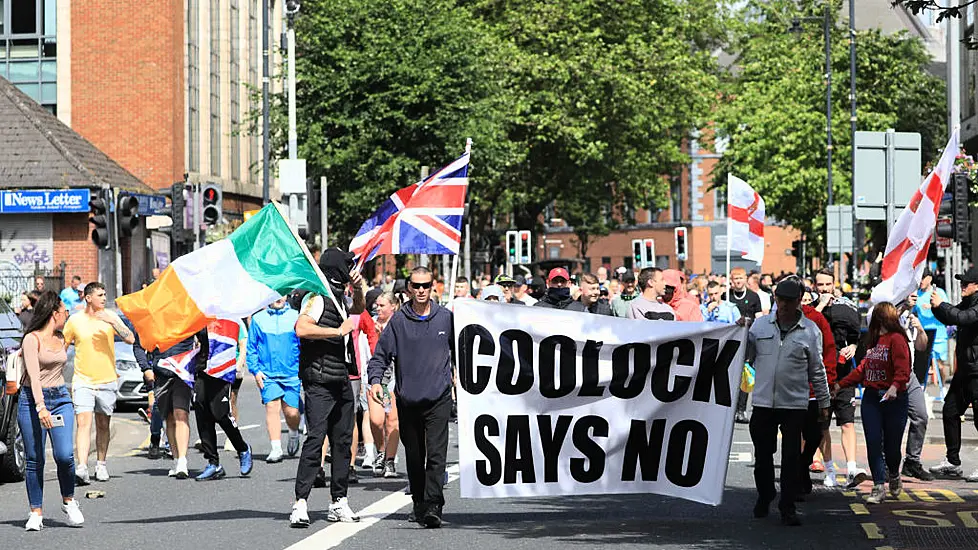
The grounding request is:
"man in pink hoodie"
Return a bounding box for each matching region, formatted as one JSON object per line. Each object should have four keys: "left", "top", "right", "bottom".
{"left": 663, "top": 270, "right": 704, "bottom": 322}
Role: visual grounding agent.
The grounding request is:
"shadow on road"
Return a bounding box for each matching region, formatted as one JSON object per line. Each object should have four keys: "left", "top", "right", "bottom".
{"left": 104, "top": 508, "right": 291, "bottom": 524}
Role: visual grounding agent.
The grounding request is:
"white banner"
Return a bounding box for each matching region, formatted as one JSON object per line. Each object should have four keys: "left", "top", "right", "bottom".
{"left": 455, "top": 300, "right": 746, "bottom": 506}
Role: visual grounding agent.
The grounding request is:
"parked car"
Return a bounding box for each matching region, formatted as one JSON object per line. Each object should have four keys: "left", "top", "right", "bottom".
{"left": 0, "top": 299, "right": 25, "bottom": 483}
{"left": 114, "top": 311, "right": 149, "bottom": 406}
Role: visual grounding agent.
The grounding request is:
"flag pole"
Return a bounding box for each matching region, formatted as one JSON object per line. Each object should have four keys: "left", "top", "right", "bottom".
{"left": 272, "top": 201, "right": 348, "bottom": 320}
{"left": 447, "top": 137, "right": 472, "bottom": 311}
{"left": 725, "top": 174, "right": 732, "bottom": 299}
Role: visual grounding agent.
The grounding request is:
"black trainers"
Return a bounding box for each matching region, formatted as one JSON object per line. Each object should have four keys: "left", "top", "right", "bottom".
{"left": 408, "top": 501, "right": 425, "bottom": 524}
{"left": 423, "top": 504, "right": 443, "bottom": 528}
{"left": 902, "top": 460, "right": 935, "bottom": 481}
{"left": 148, "top": 444, "right": 161, "bottom": 460}
{"left": 313, "top": 467, "right": 327, "bottom": 488}
{"left": 781, "top": 512, "right": 802, "bottom": 527}
{"left": 753, "top": 498, "right": 770, "bottom": 518}
{"left": 735, "top": 411, "right": 750, "bottom": 424}
{"left": 348, "top": 465, "right": 359, "bottom": 484}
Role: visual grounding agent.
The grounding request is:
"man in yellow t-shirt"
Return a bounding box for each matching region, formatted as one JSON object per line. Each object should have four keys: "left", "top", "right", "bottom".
{"left": 63, "top": 282, "right": 135, "bottom": 485}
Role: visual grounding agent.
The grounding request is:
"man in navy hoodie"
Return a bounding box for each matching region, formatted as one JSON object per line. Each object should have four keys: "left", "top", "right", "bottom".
{"left": 369, "top": 266, "right": 454, "bottom": 528}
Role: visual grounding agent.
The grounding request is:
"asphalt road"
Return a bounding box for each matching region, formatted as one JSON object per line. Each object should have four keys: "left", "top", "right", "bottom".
{"left": 2, "top": 377, "right": 978, "bottom": 550}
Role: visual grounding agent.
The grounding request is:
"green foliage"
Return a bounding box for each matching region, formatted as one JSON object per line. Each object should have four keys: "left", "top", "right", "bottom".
{"left": 714, "top": 0, "right": 946, "bottom": 248}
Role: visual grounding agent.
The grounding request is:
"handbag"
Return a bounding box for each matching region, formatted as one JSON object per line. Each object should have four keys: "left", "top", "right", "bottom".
{"left": 3, "top": 348, "right": 25, "bottom": 395}
{"left": 740, "top": 363, "right": 755, "bottom": 394}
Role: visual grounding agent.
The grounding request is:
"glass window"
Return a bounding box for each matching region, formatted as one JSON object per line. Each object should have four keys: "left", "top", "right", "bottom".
{"left": 11, "top": 0, "right": 37, "bottom": 34}
{"left": 670, "top": 180, "right": 682, "bottom": 222}
{"left": 17, "top": 83, "right": 39, "bottom": 101}
{"left": 188, "top": 0, "right": 200, "bottom": 172}
{"left": 40, "top": 59, "right": 54, "bottom": 80}
{"left": 8, "top": 60, "right": 37, "bottom": 82}
{"left": 10, "top": 39, "right": 39, "bottom": 58}
{"left": 249, "top": 0, "right": 259, "bottom": 178}
{"left": 210, "top": 0, "right": 221, "bottom": 177}
{"left": 40, "top": 82, "right": 55, "bottom": 103}
{"left": 714, "top": 188, "right": 727, "bottom": 220}
{"left": 0, "top": 62, "right": 6, "bottom": 79}
{"left": 0, "top": 0, "right": 4, "bottom": 35}
{"left": 230, "top": 0, "right": 240, "bottom": 181}
{"left": 43, "top": 0, "right": 55, "bottom": 36}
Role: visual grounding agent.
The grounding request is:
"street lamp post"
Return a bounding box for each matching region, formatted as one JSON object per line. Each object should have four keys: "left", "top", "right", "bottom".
{"left": 791, "top": 5, "right": 833, "bottom": 270}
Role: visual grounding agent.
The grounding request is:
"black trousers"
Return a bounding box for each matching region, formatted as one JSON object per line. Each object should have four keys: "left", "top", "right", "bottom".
{"left": 194, "top": 375, "right": 248, "bottom": 465}
{"left": 799, "top": 401, "right": 827, "bottom": 492}
{"left": 295, "top": 380, "right": 354, "bottom": 501}
{"left": 398, "top": 388, "right": 452, "bottom": 509}
{"left": 736, "top": 389, "right": 749, "bottom": 414}
{"left": 750, "top": 406, "right": 807, "bottom": 515}
{"left": 943, "top": 375, "right": 978, "bottom": 465}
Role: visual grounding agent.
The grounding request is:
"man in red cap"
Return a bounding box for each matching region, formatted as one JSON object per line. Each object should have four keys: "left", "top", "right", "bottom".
{"left": 533, "top": 268, "right": 586, "bottom": 312}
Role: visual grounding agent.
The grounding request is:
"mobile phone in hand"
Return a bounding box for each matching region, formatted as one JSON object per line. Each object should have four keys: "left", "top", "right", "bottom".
{"left": 50, "top": 414, "right": 65, "bottom": 427}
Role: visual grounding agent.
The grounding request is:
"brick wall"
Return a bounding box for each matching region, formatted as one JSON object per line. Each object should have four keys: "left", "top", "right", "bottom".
{"left": 52, "top": 214, "right": 98, "bottom": 283}
{"left": 70, "top": 0, "right": 185, "bottom": 190}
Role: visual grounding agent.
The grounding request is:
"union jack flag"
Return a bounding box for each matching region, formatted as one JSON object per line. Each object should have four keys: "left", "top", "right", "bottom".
{"left": 349, "top": 151, "right": 469, "bottom": 266}
{"left": 205, "top": 319, "right": 240, "bottom": 383}
{"left": 157, "top": 348, "right": 199, "bottom": 388}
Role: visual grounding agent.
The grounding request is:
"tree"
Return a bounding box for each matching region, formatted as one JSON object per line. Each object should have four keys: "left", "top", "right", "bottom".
{"left": 714, "top": 0, "right": 946, "bottom": 252}
{"left": 471, "top": 0, "right": 726, "bottom": 245}
{"left": 293, "top": 0, "right": 520, "bottom": 248}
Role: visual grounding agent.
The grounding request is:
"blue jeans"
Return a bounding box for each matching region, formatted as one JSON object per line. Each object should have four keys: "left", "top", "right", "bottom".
{"left": 18, "top": 385, "right": 76, "bottom": 509}
{"left": 860, "top": 388, "right": 909, "bottom": 485}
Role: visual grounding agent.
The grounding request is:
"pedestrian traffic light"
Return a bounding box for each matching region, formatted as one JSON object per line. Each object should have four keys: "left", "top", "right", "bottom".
{"left": 674, "top": 226, "right": 687, "bottom": 261}
{"left": 937, "top": 172, "right": 971, "bottom": 243}
{"left": 89, "top": 193, "right": 110, "bottom": 249}
{"left": 117, "top": 194, "right": 139, "bottom": 238}
{"left": 518, "top": 230, "right": 532, "bottom": 265}
{"left": 632, "top": 239, "right": 643, "bottom": 266}
{"left": 791, "top": 240, "right": 801, "bottom": 257}
{"left": 201, "top": 182, "right": 223, "bottom": 225}
{"left": 506, "top": 230, "right": 518, "bottom": 265}
{"left": 644, "top": 239, "right": 655, "bottom": 268}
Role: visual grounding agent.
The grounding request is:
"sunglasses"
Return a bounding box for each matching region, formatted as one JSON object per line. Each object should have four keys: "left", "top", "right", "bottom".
{"left": 410, "top": 281, "right": 433, "bottom": 290}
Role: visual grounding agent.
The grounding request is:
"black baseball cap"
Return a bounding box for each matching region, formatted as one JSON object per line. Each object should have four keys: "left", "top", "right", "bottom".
{"left": 622, "top": 271, "right": 636, "bottom": 283}
{"left": 956, "top": 267, "right": 978, "bottom": 284}
{"left": 513, "top": 275, "right": 527, "bottom": 286}
{"left": 774, "top": 278, "right": 804, "bottom": 300}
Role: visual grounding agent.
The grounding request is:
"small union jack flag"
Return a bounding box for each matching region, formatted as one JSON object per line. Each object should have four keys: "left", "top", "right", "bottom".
{"left": 205, "top": 319, "right": 240, "bottom": 383}
{"left": 349, "top": 151, "right": 469, "bottom": 266}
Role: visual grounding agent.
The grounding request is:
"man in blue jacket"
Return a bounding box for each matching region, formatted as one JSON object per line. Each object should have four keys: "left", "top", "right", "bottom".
{"left": 369, "top": 266, "right": 454, "bottom": 528}
{"left": 248, "top": 297, "right": 302, "bottom": 463}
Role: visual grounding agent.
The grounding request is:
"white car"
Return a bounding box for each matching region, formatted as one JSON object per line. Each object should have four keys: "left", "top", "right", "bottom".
{"left": 114, "top": 312, "right": 149, "bottom": 406}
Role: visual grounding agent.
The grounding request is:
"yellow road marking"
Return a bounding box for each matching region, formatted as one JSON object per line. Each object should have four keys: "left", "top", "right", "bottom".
{"left": 843, "top": 491, "right": 857, "bottom": 497}
{"left": 875, "top": 547, "right": 895, "bottom": 550}
{"left": 851, "top": 503, "right": 870, "bottom": 515}
{"left": 912, "top": 489, "right": 965, "bottom": 503}
{"left": 861, "top": 523, "right": 884, "bottom": 539}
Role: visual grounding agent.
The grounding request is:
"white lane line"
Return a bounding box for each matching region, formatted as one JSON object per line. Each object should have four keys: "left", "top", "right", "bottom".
{"left": 286, "top": 464, "right": 461, "bottom": 550}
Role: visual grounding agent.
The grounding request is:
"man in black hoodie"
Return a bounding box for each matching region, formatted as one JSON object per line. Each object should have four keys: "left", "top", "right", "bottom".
{"left": 533, "top": 268, "right": 586, "bottom": 312}
{"left": 369, "top": 266, "right": 454, "bottom": 528}
{"left": 290, "top": 248, "right": 364, "bottom": 528}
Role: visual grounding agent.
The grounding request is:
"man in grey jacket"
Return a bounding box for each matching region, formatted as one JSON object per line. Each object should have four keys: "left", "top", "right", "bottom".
{"left": 746, "top": 277, "right": 831, "bottom": 527}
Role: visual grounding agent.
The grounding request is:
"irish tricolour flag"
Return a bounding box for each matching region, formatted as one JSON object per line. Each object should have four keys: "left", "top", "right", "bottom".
{"left": 117, "top": 203, "right": 329, "bottom": 352}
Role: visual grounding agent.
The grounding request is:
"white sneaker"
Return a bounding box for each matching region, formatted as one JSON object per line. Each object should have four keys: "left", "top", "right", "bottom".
{"left": 823, "top": 471, "right": 838, "bottom": 487}
{"left": 95, "top": 463, "right": 109, "bottom": 482}
{"left": 168, "top": 464, "right": 189, "bottom": 479}
{"left": 327, "top": 497, "right": 361, "bottom": 523}
{"left": 930, "top": 459, "right": 964, "bottom": 478}
{"left": 846, "top": 468, "right": 870, "bottom": 489}
{"left": 267, "top": 448, "right": 284, "bottom": 464}
{"left": 75, "top": 464, "right": 91, "bottom": 486}
{"left": 62, "top": 500, "right": 85, "bottom": 527}
{"left": 25, "top": 512, "right": 43, "bottom": 531}
{"left": 287, "top": 432, "right": 301, "bottom": 457}
{"left": 290, "top": 499, "right": 310, "bottom": 528}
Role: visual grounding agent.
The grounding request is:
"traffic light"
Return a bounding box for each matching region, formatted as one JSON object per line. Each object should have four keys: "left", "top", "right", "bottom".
{"left": 518, "top": 230, "right": 532, "bottom": 265}
{"left": 632, "top": 239, "right": 643, "bottom": 266}
{"left": 791, "top": 240, "right": 802, "bottom": 257}
{"left": 89, "top": 192, "right": 110, "bottom": 249}
{"left": 674, "top": 226, "right": 687, "bottom": 261}
{"left": 937, "top": 173, "right": 971, "bottom": 243}
{"left": 201, "top": 182, "right": 223, "bottom": 225}
{"left": 506, "top": 230, "right": 518, "bottom": 265}
{"left": 644, "top": 239, "right": 655, "bottom": 268}
{"left": 117, "top": 194, "right": 139, "bottom": 238}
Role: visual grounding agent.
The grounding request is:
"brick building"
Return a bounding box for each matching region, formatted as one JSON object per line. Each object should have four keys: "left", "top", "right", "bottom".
{"left": 540, "top": 135, "right": 801, "bottom": 277}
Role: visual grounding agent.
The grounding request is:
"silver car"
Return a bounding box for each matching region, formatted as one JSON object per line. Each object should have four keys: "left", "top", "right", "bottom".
{"left": 114, "top": 312, "right": 149, "bottom": 406}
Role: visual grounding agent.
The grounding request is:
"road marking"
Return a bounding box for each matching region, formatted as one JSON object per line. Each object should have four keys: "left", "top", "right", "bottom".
{"left": 286, "top": 464, "right": 461, "bottom": 550}
{"left": 861, "top": 523, "right": 884, "bottom": 540}
{"left": 875, "top": 546, "right": 895, "bottom": 550}
{"left": 911, "top": 488, "right": 964, "bottom": 503}
{"left": 729, "top": 452, "right": 751, "bottom": 462}
{"left": 850, "top": 503, "right": 869, "bottom": 515}
{"left": 843, "top": 491, "right": 857, "bottom": 497}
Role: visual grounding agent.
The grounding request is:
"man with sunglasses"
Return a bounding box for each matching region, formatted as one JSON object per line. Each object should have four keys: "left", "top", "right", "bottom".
{"left": 369, "top": 266, "right": 454, "bottom": 528}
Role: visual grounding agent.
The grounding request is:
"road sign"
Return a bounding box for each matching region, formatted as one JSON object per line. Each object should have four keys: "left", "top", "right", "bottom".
{"left": 826, "top": 205, "right": 853, "bottom": 254}
{"left": 854, "top": 130, "right": 921, "bottom": 222}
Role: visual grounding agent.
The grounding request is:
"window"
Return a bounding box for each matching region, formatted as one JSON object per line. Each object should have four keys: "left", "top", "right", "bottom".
{"left": 188, "top": 0, "right": 200, "bottom": 172}
{"left": 229, "top": 0, "right": 240, "bottom": 181}
{"left": 249, "top": 0, "right": 259, "bottom": 178}
{"left": 210, "top": 0, "right": 221, "bottom": 177}
{"left": 548, "top": 246, "right": 561, "bottom": 260}
{"left": 670, "top": 180, "right": 682, "bottom": 222}
{"left": 1, "top": 0, "right": 56, "bottom": 109}
{"left": 714, "top": 187, "right": 727, "bottom": 220}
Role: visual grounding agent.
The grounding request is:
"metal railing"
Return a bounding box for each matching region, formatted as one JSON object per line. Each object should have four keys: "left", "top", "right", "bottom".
{"left": 0, "top": 261, "right": 65, "bottom": 306}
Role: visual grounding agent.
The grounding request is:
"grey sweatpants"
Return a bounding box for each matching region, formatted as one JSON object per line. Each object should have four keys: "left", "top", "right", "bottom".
{"left": 905, "top": 376, "right": 928, "bottom": 463}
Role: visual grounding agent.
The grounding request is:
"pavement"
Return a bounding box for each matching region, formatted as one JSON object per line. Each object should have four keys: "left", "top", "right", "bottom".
{"left": 2, "top": 377, "right": 978, "bottom": 550}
